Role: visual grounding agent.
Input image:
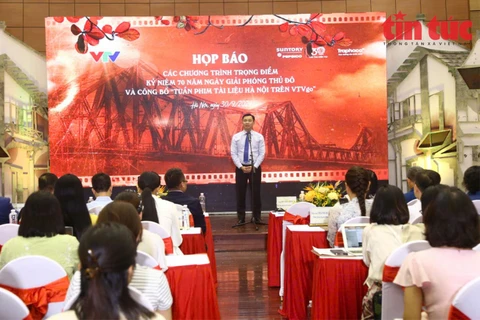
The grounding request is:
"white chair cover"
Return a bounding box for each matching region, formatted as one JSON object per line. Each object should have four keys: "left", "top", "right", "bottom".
{"left": 136, "top": 250, "right": 160, "bottom": 269}
{"left": 141, "top": 221, "right": 171, "bottom": 239}
{"left": 0, "top": 223, "right": 19, "bottom": 246}
{"left": 472, "top": 200, "right": 480, "bottom": 215}
{"left": 338, "top": 216, "right": 370, "bottom": 231}
{"left": 407, "top": 199, "right": 422, "bottom": 223}
{"left": 0, "top": 255, "right": 68, "bottom": 318}
{"left": 279, "top": 202, "right": 316, "bottom": 297}
{"left": 411, "top": 215, "right": 423, "bottom": 224}
{"left": 381, "top": 240, "right": 431, "bottom": 320}
{"left": 450, "top": 276, "right": 480, "bottom": 319}
{"left": 0, "top": 287, "right": 30, "bottom": 319}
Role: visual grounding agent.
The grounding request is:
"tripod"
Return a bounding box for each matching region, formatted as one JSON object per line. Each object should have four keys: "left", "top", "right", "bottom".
{"left": 232, "top": 131, "right": 267, "bottom": 231}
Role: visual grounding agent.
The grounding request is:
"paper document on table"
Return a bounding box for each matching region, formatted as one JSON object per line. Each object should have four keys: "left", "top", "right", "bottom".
{"left": 312, "top": 247, "right": 336, "bottom": 256}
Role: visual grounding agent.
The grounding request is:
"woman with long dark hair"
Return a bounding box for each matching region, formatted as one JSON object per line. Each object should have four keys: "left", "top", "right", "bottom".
{"left": 327, "top": 166, "right": 370, "bottom": 246}
{"left": 0, "top": 191, "right": 79, "bottom": 278}
{"left": 54, "top": 174, "right": 92, "bottom": 240}
{"left": 137, "top": 171, "right": 182, "bottom": 255}
{"left": 361, "top": 185, "right": 424, "bottom": 319}
{"left": 51, "top": 222, "right": 163, "bottom": 319}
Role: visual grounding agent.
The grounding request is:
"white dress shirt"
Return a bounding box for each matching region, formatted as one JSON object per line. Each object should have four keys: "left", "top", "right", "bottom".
{"left": 231, "top": 130, "right": 265, "bottom": 169}
{"left": 87, "top": 196, "right": 113, "bottom": 215}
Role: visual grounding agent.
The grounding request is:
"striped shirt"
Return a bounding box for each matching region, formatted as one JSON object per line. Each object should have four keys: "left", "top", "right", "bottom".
{"left": 65, "top": 265, "right": 173, "bottom": 311}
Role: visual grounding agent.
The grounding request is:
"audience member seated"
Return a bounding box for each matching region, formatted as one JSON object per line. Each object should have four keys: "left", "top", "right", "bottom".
{"left": 408, "top": 170, "right": 441, "bottom": 223}
{"left": 163, "top": 168, "right": 206, "bottom": 233}
{"left": 106, "top": 196, "right": 167, "bottom": 269}
{"left": 404, "top": 166, "right": 423, "bottom": 203}
{"left": 0, "top": 191, "right": 79, "bottom": 278}
{"left": 38, "top": 172, "right": 58, "bottom": 193}
{"left": 87, "top": 172, "right": 113, "bottom": 215}
{"left": 138, "top": 171, "right": 182, "bottom": 255}
{"left": 54, "top": 174, "right": 93, "bottom": 240}
{"left": 55, "top": 223, "right": 169, "bottom": 320}
{"left": 463, "top": 165, "right": 480, "bottom": 201}
{"left": 327, "top": 166, "right": 371, "bottom": 247}
{"left": 0, "top": 196, "right": 14, "bottom": 225}
{"left": 394, "top": 186, "right": 480, "bottom": 319}
{"left": 361, "top": 185, "right": 425, "bottom": 319}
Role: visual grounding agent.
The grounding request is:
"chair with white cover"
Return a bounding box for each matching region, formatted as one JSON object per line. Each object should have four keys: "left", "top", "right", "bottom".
{"left": 62, "top": 286, "right": 154, "bottom": 312}
{"left": 279, "top": 202, "right": 316, "bottom": 297}
{"left": 0, "top": 287, "right": 30, "bottom": 319}
{"left": 448, "top": 276, "right": 480, "bottom": 319}
{"left": 381, "top": 240, "right": 431, "bottom": 320}
{"left": 0, "top": 255, "right": 69, "bottom": 319}
{"left": 0, "top": 223, "right": 19, "bottom": 249}
{"left": 411, "top": 215, "right": 423, "bottom": 224}
{"left": 141, "top": 221, "right": 174, "bottom": 255}
{"left": 136, "top": 250, "right": 161, "bottom": 270}
{"left": 341, "top": 216, "right": 370, "bottom": 228}
{"left": 472, "top": 200, "right": 480, "bottom": 215}
{"left": 407, "top": 199, "right": 422, "bottom": 223}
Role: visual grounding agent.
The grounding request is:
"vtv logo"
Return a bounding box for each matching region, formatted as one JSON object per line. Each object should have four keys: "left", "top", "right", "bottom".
{"left": 90, "top": 52, "right": 120, "bottom": 62}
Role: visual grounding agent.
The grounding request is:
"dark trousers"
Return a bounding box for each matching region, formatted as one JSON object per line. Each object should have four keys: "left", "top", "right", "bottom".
{"left": 235, "top": 166, "right": 262, "bottom": 221}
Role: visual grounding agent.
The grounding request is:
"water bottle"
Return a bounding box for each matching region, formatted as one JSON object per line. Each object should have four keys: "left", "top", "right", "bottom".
{"left": 9, "top": 209, "right": 17, "bottom": 224}
{"left": 299, "top": 190, "right": 305, "bottom": 202}
{"left": 87, "top": 196, "right": 94, "bottom": 203}
{"left": 199, "top": 193, "right": 206, "bottom": 212}
{"left": 182, "top": 205, "right": 190, "bottom": 230}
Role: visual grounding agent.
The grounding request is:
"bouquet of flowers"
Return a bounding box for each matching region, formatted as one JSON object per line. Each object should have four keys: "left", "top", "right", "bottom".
{"left": 303, "top": 182, "right": 342, "bottom": 207}
{"left": 157, "top": 185, "right": 168, "bottom": 197}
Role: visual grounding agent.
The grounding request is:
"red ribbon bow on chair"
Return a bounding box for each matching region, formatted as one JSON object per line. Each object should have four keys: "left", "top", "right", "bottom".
{"left": 283, "top": 211, "right": 310, "bottom": 225}
{"left": 0, "top": 275, "right": 69, "bottom": 320}
{"left": 163, "top": 236, "right": 174, "bottom": 255}
{"left": 382, "top": 265, "right": 400, "bottom": 283}
{"left": 448, "top": 306, "right": 470, "bottom": 320}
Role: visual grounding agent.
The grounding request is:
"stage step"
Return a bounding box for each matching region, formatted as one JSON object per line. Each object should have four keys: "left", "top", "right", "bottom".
{"left": 214, "top": 232, "right": 267, "bottom": 252}
{"left": 210, "top": 214, "right": 268, "bottom": 252}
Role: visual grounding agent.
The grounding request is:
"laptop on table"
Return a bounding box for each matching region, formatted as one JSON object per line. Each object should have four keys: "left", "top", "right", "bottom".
{"left": 338, "top": 223, "right": 368, "bottom": 256}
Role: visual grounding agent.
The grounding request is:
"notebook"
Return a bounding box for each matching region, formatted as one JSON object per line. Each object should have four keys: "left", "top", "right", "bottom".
{"left": 341, "top": 223, "right": 369, "bottom": 256}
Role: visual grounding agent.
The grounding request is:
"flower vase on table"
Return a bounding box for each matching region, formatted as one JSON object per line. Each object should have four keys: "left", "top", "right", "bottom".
{"left": 303, "top": 182, "right": 342, "bottom": 226}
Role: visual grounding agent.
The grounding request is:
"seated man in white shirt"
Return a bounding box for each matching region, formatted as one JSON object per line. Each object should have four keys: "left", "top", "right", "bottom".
{"left": 87, "top": 173, "right": 113, "bottom": 215}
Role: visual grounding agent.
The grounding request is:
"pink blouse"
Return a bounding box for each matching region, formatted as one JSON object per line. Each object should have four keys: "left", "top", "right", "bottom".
{"left": 394, "top": 247, "right": 480, "bottom": 319}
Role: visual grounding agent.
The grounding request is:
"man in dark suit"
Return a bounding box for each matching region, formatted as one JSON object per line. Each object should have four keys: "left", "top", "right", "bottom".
{"left": 163, "top": 168, "right": 206, "bottom": 233}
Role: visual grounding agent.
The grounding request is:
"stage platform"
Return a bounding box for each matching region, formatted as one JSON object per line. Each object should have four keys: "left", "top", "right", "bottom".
{"left": 210, "top": 213, "right": 268, "bottom": 252}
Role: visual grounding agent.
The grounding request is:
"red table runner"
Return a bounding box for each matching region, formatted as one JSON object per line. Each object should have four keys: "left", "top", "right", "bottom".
{"left": 267, "top": 212, "right": 284, "bottom": 287}
{"left": 312, "top": 256, "right": 368, "bottom": 320}
{"left": 280, "top": 225, "right": 328, "bottom": 320}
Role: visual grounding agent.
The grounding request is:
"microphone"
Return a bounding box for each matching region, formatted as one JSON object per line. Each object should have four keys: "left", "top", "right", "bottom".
{"left": 247, "top": 131, "right": 252, "bottom": 143}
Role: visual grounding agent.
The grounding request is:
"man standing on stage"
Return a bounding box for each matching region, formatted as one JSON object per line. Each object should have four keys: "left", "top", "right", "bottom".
{"left": 231, "top": 113, "right": 265, "bottom": 225}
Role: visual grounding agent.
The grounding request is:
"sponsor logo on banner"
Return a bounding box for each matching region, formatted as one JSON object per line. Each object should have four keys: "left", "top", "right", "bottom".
{"left": 337, "top": 48, "right": 365, "bottom": 56}
{"left": 276, "top": 47, "right": 303, "bottom": 59}
{"left": 308, "top": 46, "right": 327, "bottom": 59}
{"left": 90, "top": 51, "right": 121, "bottom": 62}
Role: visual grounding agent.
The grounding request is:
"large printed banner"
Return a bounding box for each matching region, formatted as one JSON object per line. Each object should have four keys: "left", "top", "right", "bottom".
{"left": 45, "top": 13, "right": 388, "bottom": 185}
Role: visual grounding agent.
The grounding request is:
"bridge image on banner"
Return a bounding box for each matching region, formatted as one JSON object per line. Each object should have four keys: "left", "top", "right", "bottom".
{"left": 45, "top": 13, "right": 388, "bottom": 185}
